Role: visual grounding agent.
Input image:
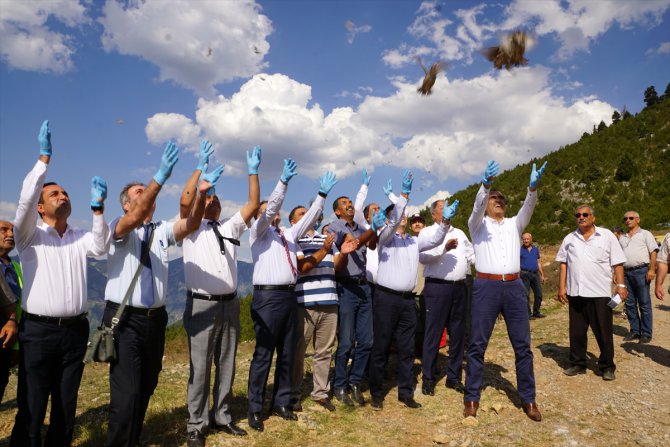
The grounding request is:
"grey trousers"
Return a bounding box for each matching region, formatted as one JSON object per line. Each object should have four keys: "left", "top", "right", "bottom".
{"left": 292, "top": 305, "right": 338, "bottom": 402}
{"left": 183, "top": 296, "right": 240, "bottom": 433}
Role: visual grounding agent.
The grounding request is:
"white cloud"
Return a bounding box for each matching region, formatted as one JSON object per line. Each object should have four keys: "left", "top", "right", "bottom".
{"left": 345, "top": 20, "right": 372, "bottom": 44}
{"left": 646, "top": 41, "right": 670, "bottom": 56}
{"left": 0, "top": 0, "right": 89, "bottom": 73}
{"left": 405, "top": 190, "right": 451, "bottom": 216}
{"left": 0, "top": 201, "right": 17, "bottom": 221}
{"left": 501, "top": 0, "right": 670, "bottom": 60}
{"left": 99, "top": 0, "right": 272, "bottom": 95}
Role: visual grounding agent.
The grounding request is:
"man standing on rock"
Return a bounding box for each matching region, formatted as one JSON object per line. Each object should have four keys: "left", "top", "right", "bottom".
{"left": 556, "top": 205, "right": 628, "bottom": 381}
{"left": 619, "top": 211, "right": 658, "bottom": 343}
{"left": 464, "top": 159, "right": 546, "bottom": 422}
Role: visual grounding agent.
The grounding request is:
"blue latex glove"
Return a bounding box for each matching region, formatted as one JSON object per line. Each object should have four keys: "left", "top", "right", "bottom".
{"left": 153, "top": 141, "right": 179, "bottom": 185}
{"left": 201, "top": 164, "right": 225, "bottom": 193}
{"left": 370, "top": 210, "right": 387, "bottom": 232}
{"left": 280, "top": 159, "right": 297, "bottom": 184}
{"left": 38, "top": 120, "right": 52, "bottom": 156}
{"left": 529, "top": 161, "right": 548, "bottom": 188}
{"left": 482, "top": 160, "right": 500, "bottom": 186}
{"left": 362, "top": 168, "right": 371, "bottom": 186}
{"left": 319, "top": 171, "right": 338, "bottom": 195}
{"left": 401, "top": 169, "right": 413, "bottom": 194}
{"left": 442, "top": 199, "right": 459, "bottom": 220}
{"left": 197, "top": 140, "right": 213, "bottom": 171}
{"left": 90, "top": 176, "right": 107, "bottom": 208}
{"left": 247, "top": 145, "right": 262, "bottom": 175}
{"left": 383, "top": 179, "right": 393, "bottom": 196}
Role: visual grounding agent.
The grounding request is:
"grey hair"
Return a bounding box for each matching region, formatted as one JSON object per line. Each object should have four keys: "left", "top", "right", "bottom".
{"left": 623, "top": 210, "right": 639, "bottom": 218}
{"left": 430, "top": 199, "right": 445, "bottom": 214}
{"left": 120, "top": 182, "right": 145, "bottom": 209}
{"left": 575, "top": 204, "right": 595, "bottom": 216}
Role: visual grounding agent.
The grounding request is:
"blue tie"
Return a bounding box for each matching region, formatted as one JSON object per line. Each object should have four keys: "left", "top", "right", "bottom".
{"left": 140, "top": 223, "right": 154, "bottom": 307}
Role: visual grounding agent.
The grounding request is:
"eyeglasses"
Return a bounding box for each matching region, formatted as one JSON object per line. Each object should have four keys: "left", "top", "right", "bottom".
{"left": 623, "top": 216, "right": 636, "bottom": 221}
{"left": 574, "top": 213, "right": 591, "bottom": 218}
{"left": 489, "top": 195, "right": 506, "bottom": 202}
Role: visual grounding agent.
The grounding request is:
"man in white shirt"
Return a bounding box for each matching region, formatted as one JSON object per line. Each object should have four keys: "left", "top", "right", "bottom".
{"left": 419, "top": 199, "right": 474, "bottom": 396}
{"left": 103, "top": 141, "right": 218, "bottom": 447}
{"left": 246, "top": 162, "right": 337, "bottom": 432}
{"left": 353, "top": 168, "right": 380, "bottom": 285}
{"left": 179, "top": 144, "right": 261, "bottom": 446}
{"left": 10, "top": 120, "right": 111, "bottom": 447}
{"left": 619, "top": 211, "right": 658, "bottom": 343}
{"left": 464, "top": 160, "right": 546, "bottom": 422}
{"left": 655, "top": 233, "right": 670, "bottom": 301}
{"left": 557, "top": 205, "right": 628, "bottom": 380}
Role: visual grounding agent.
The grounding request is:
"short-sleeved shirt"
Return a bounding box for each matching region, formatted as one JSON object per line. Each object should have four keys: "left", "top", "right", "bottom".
{"left": 329, "top": 218, "right": 367, "bottom": 279}
{"left": 619, "top": 228, "right": 659, "bottom": 268}
{"left": 182, "top": 212, "right": 249, "bottom": 295}
{"left": 658, "top": 233, "right": 670, "bottom": 264}
{"left": 105, "top": 219, "right": 176, "bottom": 308}
{"left": 296, "top": 232, "right": 339, "bottom": 306}
{"left": 556, "top": 226, "right": 627, "bottom": 298}
{"left": 520, "top": 245, "right": 541, "bottom": 272}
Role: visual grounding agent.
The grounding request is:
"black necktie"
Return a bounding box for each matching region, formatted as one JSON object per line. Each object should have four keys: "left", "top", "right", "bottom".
{"left": 208, "top": 221, "right": 240, "bottom": 255}
{"left": 140, "top": 223, "right": 154, "bottom": 307}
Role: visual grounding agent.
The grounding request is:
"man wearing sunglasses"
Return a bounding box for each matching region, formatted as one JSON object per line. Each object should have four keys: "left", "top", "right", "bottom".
{"left": 556, "top": 206, "right": 627, "bottom": 381}
{"left": 464, "top": 159, "right": 546, "bottom": 422}
{"left": 618, "top": 212, "right": 659, "bottom": 344}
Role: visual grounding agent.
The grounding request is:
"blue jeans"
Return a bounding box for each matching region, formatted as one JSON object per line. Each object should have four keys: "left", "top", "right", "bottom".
{"left": 334, "top": 281, "right": 373, "bottom": 389}
{"left": 624, "top": 267, "right": 652, "bottom": 338}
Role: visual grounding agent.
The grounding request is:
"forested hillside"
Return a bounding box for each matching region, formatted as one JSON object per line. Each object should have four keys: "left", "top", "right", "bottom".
{"left": 420, "top": 86, "right": 670, "bottom": 243}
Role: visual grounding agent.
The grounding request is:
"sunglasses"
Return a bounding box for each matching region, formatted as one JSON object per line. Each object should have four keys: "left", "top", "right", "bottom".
{"left": 489, "top": 195, "right": 506, "bottom": 202}
{"left": 574, "top": 212, "right": 591, "bottom": 218}
{"left": 623, "top": 216, "right": 636, "bottom": 221}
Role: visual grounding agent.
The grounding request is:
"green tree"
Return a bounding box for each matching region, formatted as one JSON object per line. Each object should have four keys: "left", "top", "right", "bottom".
{"left": 597, "top": 120, "right": 608, "bottom": 131}
{"left": 644, "top": 86, "right": 659, "bottom": 107}
{"left": 612, "top": 110, "right": 621, "bottom": 124}
{"left": 663, "top": 82, "right": 670, "bottom": 101}
{"left": 622, "top": 106, "right": 632, "bottom": 120}
{"left": 615, "top": 153, "right": 636, "bottom": 182}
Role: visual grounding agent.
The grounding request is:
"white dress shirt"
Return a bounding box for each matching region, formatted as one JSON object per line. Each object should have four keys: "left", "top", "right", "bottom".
{"left": 105, "top": 219, "right": 175, "bottom": 308}
{"left": 468, "top": 184, "right": 537, "bottom": 275}
{"left": 14, "top": 160, "right": 111, "bottom": 316}
{"left": 619, "top": 228, "right": 659, "bottom": 268}
{"left": 183, "top": 212, "right": 249, "bottom": 295}
{"left": 556, "top": 226, "right": 627, "bottom": 297}
{"left": 419, "top": 224, "right": 474, "bottom": 281}
{"left": 376, "top": 196, "right": 448, "bottom": 292}
{"left": 250, "top": 180, "right": 324, "bottom": 285}
{"left": 353, "top": 183, "right": 380, "bottom": 283}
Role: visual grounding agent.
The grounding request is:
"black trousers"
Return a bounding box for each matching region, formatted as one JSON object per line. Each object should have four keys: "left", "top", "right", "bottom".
{"left": 0, "top": 344, "right": 11, "bottom": 404}
{"left": 10, "top": 317, "right": 88, "bottom": 447}
{"left": 421, "top": 281, "right": 467, "bottom": 384}
{"left": 368, "top": 288, "right": 416, "bottom": 400}
{"left": 247, "top": 288, "right": 297, "bottom": 415}
{"left": 103, "top": 304, "right": 167, "bottom": 447}
{"left": 568, "top": 296, "right": 615, "bottom": 372}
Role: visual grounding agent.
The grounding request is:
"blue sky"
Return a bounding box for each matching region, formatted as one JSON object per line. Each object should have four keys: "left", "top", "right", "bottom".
{"left": 1, "top": 0, "right": 669, "bottom": 260}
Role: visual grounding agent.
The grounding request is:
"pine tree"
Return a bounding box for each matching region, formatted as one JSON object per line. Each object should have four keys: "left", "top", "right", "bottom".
{"left": 644, "top": 86, "right": 659, "bottom": 107}
{"left": 612, "top": 110, "right": 621, "bottom": 124}
{"left": 597, "top": 120, "right": 607, "bottom": 131}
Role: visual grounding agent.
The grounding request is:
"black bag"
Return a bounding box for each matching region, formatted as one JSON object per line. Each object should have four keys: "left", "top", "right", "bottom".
{"left": 84, "top": 224, "right": 155, "bottom": 364}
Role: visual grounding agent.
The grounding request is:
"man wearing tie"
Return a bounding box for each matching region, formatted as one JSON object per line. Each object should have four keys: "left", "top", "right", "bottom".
{"left": 103, "top": 142, "right": 221, "bottom": 447}
{"left": 180, "top": 143, "right": 261, "bottom": 446}
{"left": 247, "top": 161, "right": 337, "bottom": 432}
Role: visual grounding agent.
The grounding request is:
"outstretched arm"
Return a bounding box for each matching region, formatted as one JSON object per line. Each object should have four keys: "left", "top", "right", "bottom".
{"left": 180, "top": 140, "right": 213, "bottom": 218}
{"left": 174, "top": 165, "right": 224, "bottom": 242}
{"left": 239, "top": 146, "right": 262, "bottom": 225}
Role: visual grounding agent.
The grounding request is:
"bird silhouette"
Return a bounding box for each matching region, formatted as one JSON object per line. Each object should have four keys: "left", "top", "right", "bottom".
{"left": 481, "top": 30, "right": 535, "bottom": 70}
{"left": 416, "top": 57, "right": 445, "bottom": 95}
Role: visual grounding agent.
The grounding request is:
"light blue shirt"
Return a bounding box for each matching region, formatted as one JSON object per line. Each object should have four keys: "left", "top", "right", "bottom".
{"left": 104, "top": 218, "right": 176, "bottom": 308}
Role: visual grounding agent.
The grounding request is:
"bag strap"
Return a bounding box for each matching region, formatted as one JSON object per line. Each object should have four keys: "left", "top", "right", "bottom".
{"left": 109, "top": 223, "right": 156, "bottom": 329}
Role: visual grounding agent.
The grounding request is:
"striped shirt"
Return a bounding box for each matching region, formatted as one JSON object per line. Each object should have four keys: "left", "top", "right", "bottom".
{"left": 296, "top": 232, "right": 339, "bottom": 306}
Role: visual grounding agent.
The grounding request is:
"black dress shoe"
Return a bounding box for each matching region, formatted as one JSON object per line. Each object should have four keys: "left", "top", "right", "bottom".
{"left": 446, "top": 380, "right": 465, "bottom": 393}
{"left": 421, "top": 382, "right": 435, "bottom": 396}
{"left": 370, "top": 396, "right": 383, "bottom": 411}
{"left": 272, "top": 406, "right": 298, "bottom": 421}
{"left": 563, "top": 366, "right": 586, "bottom": 376}
{"left": 602, "top": 369, "right": 616, "bottom": 381}
{"left": 186, "top": 430, "right": 205, "bottom": 447}
{"left": 247, "top": 413, "right": 264, "bottom": 432}
{"left": 314, "top": 398, "right": 336, "bottom": 412}
{"left": 639, "top": 336, "right": 652, "bottom": 344}
{"left": 398, "top": 396, "right": 422, "bottom": 409}
{"left": 623, "top": 333, "right": 640, "bottom": 342}
{"left": 334, "top": 387, "right": 355, "bottom": 407}
{"left": 214, "top": 422, "right": 247, "bottom": 436}
{"left": 350, "top": 383, "right": 366, "bottom": 406}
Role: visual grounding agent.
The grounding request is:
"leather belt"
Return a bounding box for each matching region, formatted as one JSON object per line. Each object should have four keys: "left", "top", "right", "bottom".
{"left": 375, "top": 284, "right": 415, "bottom": 299}
{"left": 106, "top": 301, "right": 165, "bottom": 317}
{"left": 426, "top": 277, "right": 466, "bottom": 286}
{"left": 24, "top": 312, "right": 87, "bottom": 327}
{"left": 254, "top": 284, "right": 295, "bottom": 291}
{"left": 188, "top": 290, "right": 237, "bottom": 301}
{"left": 338, "top": 276, "right": 368, "bottom": 285}
{"left": 624, "top": 264, "right": 649, "bottom": 272}
{"left": 476, "top": 272, "right": 520, "bottom": 281}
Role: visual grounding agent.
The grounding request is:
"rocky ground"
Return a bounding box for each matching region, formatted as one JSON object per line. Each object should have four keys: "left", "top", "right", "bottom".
{"left": 1, "top": 256, "right": 669, "bottom": 446}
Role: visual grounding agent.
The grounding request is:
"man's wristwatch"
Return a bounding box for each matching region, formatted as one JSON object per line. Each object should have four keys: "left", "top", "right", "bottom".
{"left": 616, "top": 284, "right": 627, "bottom": 289}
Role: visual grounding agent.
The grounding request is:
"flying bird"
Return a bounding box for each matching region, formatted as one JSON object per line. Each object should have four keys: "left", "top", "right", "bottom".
{"left": 481, "top": 30, "right": 535, "bottom": 70}
{"left": 416, "top": 57, "right": 445, "bottom": 95}
{"left": 207, "top": 48, "right": 213, "bottom": 57}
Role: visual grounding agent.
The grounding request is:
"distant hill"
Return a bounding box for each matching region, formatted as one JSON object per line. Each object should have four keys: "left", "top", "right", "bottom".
{"left": 86, "top": 257, "right": 254, "bottom": 327}
{"left": 420, "top": 96, "right": 670, "bottom": 244}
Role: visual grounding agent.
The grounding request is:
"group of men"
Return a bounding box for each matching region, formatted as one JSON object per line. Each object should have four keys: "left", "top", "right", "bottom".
{"left": 1, "top": 120, "right": 667, "bottom": 447}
